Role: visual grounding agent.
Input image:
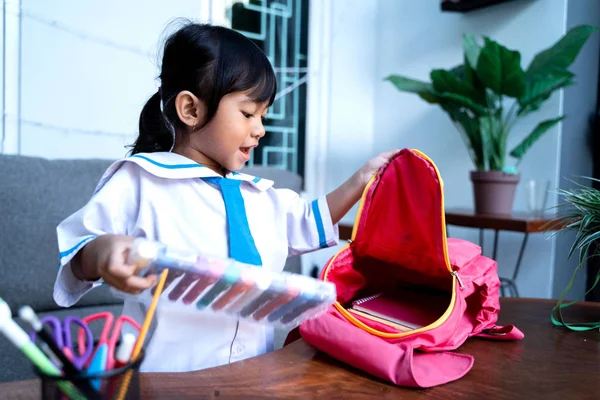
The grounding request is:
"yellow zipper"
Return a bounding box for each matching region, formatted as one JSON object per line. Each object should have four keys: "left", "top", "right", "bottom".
{"left": 325, "top": 149, "right": 459, "bottom": 338}
{"left": 347, "top": 309, "right": 412, "bottom": 332}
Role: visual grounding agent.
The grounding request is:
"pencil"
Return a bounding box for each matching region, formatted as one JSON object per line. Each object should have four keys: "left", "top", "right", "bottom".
{"left": 115, "top": 269, "right": 169, "bottom": 400}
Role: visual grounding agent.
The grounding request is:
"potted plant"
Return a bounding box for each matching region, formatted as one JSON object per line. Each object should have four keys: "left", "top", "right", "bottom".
{"left": 550, "top": 180, "right": 600, "bottom": 330}
{"left": 386, "top": 25, "right": 597, "bottom": 214}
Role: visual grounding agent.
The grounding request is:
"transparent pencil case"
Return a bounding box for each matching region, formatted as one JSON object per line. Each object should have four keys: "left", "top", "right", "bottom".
{"left": 112, "top": 239, "right": 337, "bottom": 329}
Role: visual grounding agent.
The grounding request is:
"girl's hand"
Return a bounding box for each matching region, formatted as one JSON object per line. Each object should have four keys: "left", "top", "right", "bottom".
{"left": 72, "top": 234, "right": 157, "bottom": 294}
{"left": 326, "top": 149, "right": 400, "bottom": 224}
{"left": 355, "top": 149, "right": 401, "bottom": 187}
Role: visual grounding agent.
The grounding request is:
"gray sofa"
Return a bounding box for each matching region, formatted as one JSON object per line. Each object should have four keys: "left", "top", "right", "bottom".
{"left": 0, "top": 154, "right": 302, "bottom": 383}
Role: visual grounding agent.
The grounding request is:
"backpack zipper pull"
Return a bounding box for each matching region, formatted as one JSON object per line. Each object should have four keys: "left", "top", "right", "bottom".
{"left": 451, "top": 271, "right": 464, "bottom": 289}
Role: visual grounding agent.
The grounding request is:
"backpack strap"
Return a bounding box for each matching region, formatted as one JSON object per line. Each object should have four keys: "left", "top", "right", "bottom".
{"left": 476, "top": 324, "right": 524, "bottom": 340}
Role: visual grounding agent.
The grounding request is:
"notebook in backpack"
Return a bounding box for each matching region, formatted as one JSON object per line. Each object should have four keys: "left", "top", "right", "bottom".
{"left": 299, "top": 148, "right": 524, "bottom": 388}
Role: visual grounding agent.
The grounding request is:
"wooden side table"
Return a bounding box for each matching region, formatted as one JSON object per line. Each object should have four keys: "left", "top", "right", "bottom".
{"left": 338, "top": 209, "right": 559, "bottom": 298}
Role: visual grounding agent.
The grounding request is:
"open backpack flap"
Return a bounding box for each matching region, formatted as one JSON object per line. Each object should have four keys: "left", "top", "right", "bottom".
{"left": 299, "top": 148, "right": 524, "bottom": 388}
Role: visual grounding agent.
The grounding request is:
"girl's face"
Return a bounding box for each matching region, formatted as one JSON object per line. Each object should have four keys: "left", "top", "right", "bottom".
{"left": 178, "top": 91, "right": 268, "bottom": 174}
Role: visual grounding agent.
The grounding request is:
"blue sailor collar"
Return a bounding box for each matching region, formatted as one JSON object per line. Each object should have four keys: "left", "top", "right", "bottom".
{"left": 94, "top": 152, "right": 274, "bottom": 195}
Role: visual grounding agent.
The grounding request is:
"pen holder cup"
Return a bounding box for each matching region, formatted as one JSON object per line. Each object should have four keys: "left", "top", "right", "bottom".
{"left": 35, "top": 351, "right": 144, "bottom": 400}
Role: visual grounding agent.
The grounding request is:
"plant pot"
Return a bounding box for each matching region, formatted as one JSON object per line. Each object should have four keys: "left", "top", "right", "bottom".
{"left": 470, "top": 171, "right": 520, "bottom": 215}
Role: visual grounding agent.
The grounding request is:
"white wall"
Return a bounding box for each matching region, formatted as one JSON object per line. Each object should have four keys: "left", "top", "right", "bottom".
{"left": 17, "top": 0, "right": 205, "bottom": 159}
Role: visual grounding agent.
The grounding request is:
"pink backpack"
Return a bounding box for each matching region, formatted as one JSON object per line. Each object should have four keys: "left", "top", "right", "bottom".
{"left": 299, "top": 149, "right": 524, "bottom": 388}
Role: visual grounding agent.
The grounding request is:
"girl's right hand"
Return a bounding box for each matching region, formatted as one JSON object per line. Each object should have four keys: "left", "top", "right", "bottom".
{"left": 72, "top": 234, "right": 157, "bottom": 294}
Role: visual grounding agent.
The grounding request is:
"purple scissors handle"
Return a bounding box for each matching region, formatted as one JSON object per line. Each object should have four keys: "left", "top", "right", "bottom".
{"left": 28, "top": 316, "right": 64, "bottom": 347}
{"left": 63, "top": 316, "right": 94, "bottom": 369}
{"left": 28, "top": 315, "right": 94, "bottom": 370}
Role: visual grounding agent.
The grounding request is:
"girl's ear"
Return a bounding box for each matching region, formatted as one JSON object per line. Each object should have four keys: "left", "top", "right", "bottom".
{"left": 175, "top": 91, "right": 206, "bottom": 130}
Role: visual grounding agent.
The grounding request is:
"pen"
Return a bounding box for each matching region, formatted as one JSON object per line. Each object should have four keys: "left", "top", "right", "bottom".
{"left": 105, "top": 333, "right": 137, "bottom": 399}
{"left": 114, "top": 333, "right": 136, "bottom": 369}
{"left": 0, "top": 299, "right": 87, "bottom": 400}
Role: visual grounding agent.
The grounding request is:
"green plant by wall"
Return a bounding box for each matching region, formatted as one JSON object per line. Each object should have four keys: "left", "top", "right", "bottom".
{"left": 386, "top": 25, "right": 597, "bottom": 173}
{"left": 549, "top": 180, "right": 600, "bottom": 330}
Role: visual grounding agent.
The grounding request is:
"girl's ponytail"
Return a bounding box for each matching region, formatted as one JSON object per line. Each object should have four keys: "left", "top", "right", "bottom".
{"left": 130, "top": 91, "right": 174, "bottom": 155}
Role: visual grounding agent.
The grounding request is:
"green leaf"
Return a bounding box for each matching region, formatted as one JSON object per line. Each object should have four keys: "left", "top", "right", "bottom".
{"left": 479, "top": 116, "right": 493, "bottom": 170}
{"left": 430, "top": 69, "right": 485, "bottom": 105}
{"left": 526, "top": 25, "right": 598, "bottom": 79}
{"left": 438, "top": 92, "right": 488, "bottom": 115}
{"left": 479, "top": 115, "right": 505, "bottom": 170}
{"left": 476, "top": 37, "right": 526, "bottom": 98}
{"left": 449, "top": 64, "right": 465, "bottom": 80}
{"left": 443, "top": 105, "right": 484, "bottom": 169}
{"left": 462, "top": 33, "right": 481, "bottom": 68}
{"left": 450, "top": 62, "right": 486, "bottom": 103}
{"left": 385, "top": 75, "right": 440, "bottom": 103}
{"left": 509, "top": 116, "right": 565, "bottom": 159}
{"left": 517, "top": 70, "right": 574, "bottom": 116}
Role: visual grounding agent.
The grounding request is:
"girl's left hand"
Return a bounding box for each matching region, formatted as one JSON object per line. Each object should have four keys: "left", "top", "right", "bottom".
{"left": 355, "top": 149, "right": 401, "bottom": 187}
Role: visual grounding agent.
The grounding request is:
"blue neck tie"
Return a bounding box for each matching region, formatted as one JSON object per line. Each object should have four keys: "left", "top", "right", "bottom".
{"left": 202, "top": 177, "right": 263, "bottom": 266}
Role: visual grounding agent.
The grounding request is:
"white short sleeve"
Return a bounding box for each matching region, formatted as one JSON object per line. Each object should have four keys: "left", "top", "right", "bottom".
{"left": 54, "top": 162, "right": 140, "bottom": 307}
{"left": 276, "top": 189, "right": 339, "bottom": 257}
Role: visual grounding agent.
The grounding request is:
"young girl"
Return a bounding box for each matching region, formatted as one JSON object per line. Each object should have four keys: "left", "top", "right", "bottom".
{"left": 53, "top": 22, "right": 398, "bottom": 373}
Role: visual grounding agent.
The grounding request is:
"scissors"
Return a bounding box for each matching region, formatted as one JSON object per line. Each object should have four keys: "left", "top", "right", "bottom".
{"left": 78, "top": 312, "right": 141, "bottom": 388}
{"left": 29, "top": 315, "right": 94, "bottom": 370}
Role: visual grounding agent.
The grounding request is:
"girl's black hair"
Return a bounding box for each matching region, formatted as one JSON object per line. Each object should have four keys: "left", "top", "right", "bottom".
{"left": 130, "top": 22, "right": 277, "bottom": 154}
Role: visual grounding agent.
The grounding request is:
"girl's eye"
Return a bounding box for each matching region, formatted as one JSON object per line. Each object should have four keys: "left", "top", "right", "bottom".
{"left": 242, "top": 112, "right": 253, "bottom": 119}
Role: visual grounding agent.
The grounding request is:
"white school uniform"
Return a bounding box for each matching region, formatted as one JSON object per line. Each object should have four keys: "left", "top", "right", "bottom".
{"left": 53, "top": 152, "right": 338, "bottom": 373}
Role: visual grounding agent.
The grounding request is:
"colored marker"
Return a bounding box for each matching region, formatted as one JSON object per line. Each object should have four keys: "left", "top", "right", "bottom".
{"left": 196, "top": 263, "right": 240, "bottom": 310}
{"left": 168, "top": 271, "right": 203, "bottom": 301}
{"left": 104, "top": 333, "right": 136, "bottom": 399}
{"left": 168, "top": 255, "right": 213, "bottom": 301}
{"left": 279, "top": 287, "right": 332, "bottom": 325}
{"left": 267, "top": 279, "right": 317, "bottom": 323}
{"left": 211, "top": 269, "right": 256, "bottom": 311}
{"left": 225, "top": 273, "right": 272, "bottom": 314}
{"left": 252, "top": 284, "right": 300, "bottom": 321}
{"left": 114, "top": 333, "right": 136, "bottom": 369}
{"left": 0, "top": 300, "right": 87, "bottom": 400}
{"left": 151, "top": 267, "right": 184, "bottom": 295}
{"left": 239, "top": 276, "right": 287, "bottom": 318}
{"left": 182, "top": 261, "right": 226, "bottom": 305}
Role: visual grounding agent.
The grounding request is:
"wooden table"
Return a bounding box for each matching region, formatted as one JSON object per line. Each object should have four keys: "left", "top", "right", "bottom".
{"left": 1, "top": 299, "right": 598, "bottom": 399}
{"left": 340, "top": 209, "right": 559, "bottom": 297}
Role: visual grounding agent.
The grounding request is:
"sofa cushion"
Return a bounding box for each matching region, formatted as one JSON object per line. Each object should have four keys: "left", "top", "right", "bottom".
{"left": 0, "top": 154, "right": 120, "bottom": 314}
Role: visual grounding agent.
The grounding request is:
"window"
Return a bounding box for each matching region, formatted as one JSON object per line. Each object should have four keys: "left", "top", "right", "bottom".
{"left": 214, "top": 0, "right": 309, "bottom": 178}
